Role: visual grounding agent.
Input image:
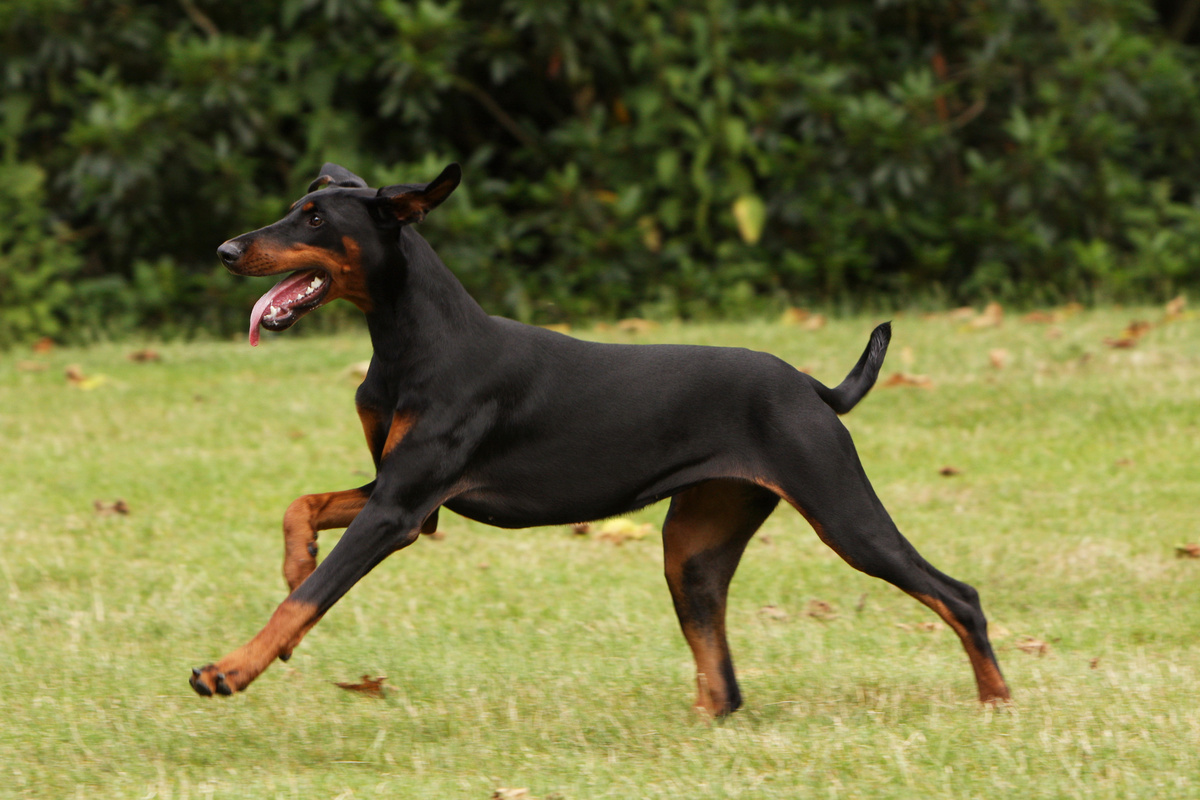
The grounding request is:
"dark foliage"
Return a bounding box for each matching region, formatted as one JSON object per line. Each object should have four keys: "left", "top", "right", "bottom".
{"left": 3, "top": 0, "right": 1200, "bottom": 345}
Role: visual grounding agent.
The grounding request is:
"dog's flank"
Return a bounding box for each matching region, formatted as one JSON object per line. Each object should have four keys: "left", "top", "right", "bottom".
{"left": 191, "top": 163, "right": 1010, "bottom": 712}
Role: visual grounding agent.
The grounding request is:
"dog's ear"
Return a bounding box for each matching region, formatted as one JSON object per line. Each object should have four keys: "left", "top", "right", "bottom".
{"left": 308, "top": 163, "right": 369, "bottom": 192}
{"left": 373, "top": 164, "right": 462, "bottom": 226}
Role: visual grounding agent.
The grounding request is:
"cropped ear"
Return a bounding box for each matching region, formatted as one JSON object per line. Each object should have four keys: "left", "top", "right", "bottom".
{"left": 308, "top": 163, "right": 368, "bottom": 192}
{"left": 373, "top": 164, "right": 462, "bottom": 225}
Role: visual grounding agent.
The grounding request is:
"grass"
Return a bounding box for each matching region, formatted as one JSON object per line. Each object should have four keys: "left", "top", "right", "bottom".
{"left": 1, "top": 305, "right": 1198, "bottom": 799}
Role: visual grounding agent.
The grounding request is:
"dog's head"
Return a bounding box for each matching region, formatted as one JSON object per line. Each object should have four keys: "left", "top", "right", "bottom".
{"left": 217, "top": 163, "right": 461, "bottom": 345}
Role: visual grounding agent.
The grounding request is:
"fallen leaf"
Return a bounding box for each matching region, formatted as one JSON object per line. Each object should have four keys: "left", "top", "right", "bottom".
{"left": 616, "top": 318, "right": 658, "bottom": 334}
{"left": 1175, "top": 543, "right": 1200, "bottom": 559}
{"left": 596, "top": 519, "right": 654, "bottom": 544}
{"left": 32, "top": 337, "right": 54, "bottom": 354}
{"left": 65, "top": 365, "right": 107, "bottom": 390}
{"left": 127, "top": 348, "right": 161, "bottom": 362}
{"left": 1122, "top": 319, "right": 1152, "bottom": 339}
{"left": 333, "top": 674, "right": 388, "bottom": 698}
{"left": 806, "top": 600, "right": 837, "bottom": 620}
{"left": 1021, "top": 310, "right": 1058, "bottom": 324}
{"left": 93, "top": 499, "right": 131, "bottom": 516}
{"left": 492, "top": 790, "right": 531, "bottom": 800}
{"left": 759, "top": 604, "right": 789, "bottom": 620}
{"left": 1089, "top": 657, "right": 1101, "bottom": 670}
{"left": 570, "top": 522, "right": 592, "bottom": 536}
{"left": 948, "top": 306, "right": 976, "bottom": 321}
{"left": 780, "top": 307, "right": 810, "bottom": 325}
{"left": 969, "top": 301, "right": 1004, "bottom": 329}
{"left": 802, "top": 313, "right": 827, "bottom": 331}
{"left": 1103, "top": 336, "right": 1137, "bottom": 349}
{"left": 938, "top": 466, "right": 962, "bottom": 477}
{"left": 882, "top": 372, "right": 933, "bottom": 388}
{"left": 1165, "top": 295, "right": 1187, "bottom": 319}
{"left": 1015, "top": 637, "right": 1050, "bottom": 656}
{"left": 988, "top": 348, "right": 1009, "bottom": 369}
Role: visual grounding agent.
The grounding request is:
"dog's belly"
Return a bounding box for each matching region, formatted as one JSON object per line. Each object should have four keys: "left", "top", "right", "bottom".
{"left": 444, "top": 456, "right": 746, "bottom": 529}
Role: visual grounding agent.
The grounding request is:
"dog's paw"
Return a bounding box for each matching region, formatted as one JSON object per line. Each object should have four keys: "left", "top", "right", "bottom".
{"left": 189, "top": 664, "right": 238, "bottom": 697}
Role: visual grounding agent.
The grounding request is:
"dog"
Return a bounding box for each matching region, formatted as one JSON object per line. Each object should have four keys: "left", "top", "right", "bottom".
{"left": 191, "top": 163, "right": 1010, "bottom": 713}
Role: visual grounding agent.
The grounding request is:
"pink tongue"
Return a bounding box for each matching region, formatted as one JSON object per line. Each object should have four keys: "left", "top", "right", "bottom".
{"left": 248, "top": 271, "right": 321, "bottom": 346}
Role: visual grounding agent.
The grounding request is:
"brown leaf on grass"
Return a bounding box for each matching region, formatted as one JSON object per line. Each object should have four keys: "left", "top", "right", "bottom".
{"left": 882, "top": 372, "right": 933, "bottom": 388}
{"left": 988, "top": 348, "right": 1009, "bottom": 369}
{"left": 65, "top": 365, "right": 107, "bottom": 389}
{"left": 969, "top": 301, "right": 1004, "bottom": 329}
{"left": 1102, "top": 336, "right": 1138, "bottom": 349}
{"left": 948, "top": 306, "right": 976, "bottom": 321}
{"left": 616, "top": 318, "right": 658, "bottom": 334}
{"left": 93, "top": 499, "right": 131, "bottom": 516}
{"left": 1089, "top": 657, "right": 1101, "bottom": 670}
{"left": 1021, "top": 310, "right": 1058, "bottom": 324}
{"left": 1175, "top": 543, "right": 1200, "bottom": 559}
{"left": 1015, "top": 636, "right": 1050, "bottom": 656}
{"left": 806, "top": 600, "right": 837, "bottom": 620}
{"left": 938, "top": 466, "right": 962, "bottom": 477}
{"left": 570, "top": 522, "right": 592, "bottom": 536}
{"left": 1123, "top": 319, "right": 1153, "bottom": 339}
{"left": 492, "top": 790, "right": 532, "bottom": 800}
{"left": 759, "top": 604, "right": 789, "bottom": 620}
{"left": 334, "top": 674, "right": 388, "bottom": 698}
{"left": 596, "top": 519, "right": 653, "bottom": 544}
{"left": 1165, "top": 295, "right": 1187, "bottom": 319}
{"left": 126, "top": 348, "right": 161, "bottom": 363}
{"left": 802, "top": 313, "right": 827, "bottom": 331}
{"left": 780, "top": 307, "right": 810, "bottom": 325}
{"left": 32, "top": 337, "right": 55, "bottom": 354}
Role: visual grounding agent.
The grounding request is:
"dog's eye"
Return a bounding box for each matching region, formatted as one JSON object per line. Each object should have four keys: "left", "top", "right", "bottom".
{"left": 308, "top": 214, "right": 324, "bottom": 228}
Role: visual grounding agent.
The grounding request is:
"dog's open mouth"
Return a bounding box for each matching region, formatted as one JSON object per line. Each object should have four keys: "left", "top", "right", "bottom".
{"left": 248, "top": 269, "right": 331, "bottom": 346}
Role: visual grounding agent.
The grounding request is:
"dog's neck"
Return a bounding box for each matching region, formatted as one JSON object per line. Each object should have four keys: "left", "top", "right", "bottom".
{"left": 362, "top": 227, "right": 491, "bottom": 363}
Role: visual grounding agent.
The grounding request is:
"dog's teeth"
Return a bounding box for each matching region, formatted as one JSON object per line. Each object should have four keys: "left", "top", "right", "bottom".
{"left": 309, "top": 276, "right": 324, "bottom": 289}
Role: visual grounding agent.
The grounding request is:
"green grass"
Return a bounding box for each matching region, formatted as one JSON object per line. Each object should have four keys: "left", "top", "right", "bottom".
{"left": 1, "top": 306, "right": 1198, "bottom": 799}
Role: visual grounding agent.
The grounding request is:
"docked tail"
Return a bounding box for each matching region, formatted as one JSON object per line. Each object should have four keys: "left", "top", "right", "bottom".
{"left": 813, "top": 322, "right": 892, "bottom": 415}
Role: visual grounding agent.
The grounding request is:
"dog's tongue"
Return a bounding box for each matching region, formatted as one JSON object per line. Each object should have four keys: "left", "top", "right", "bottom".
{"left": 248, "top": 270, "right": 323, "bottom": 346}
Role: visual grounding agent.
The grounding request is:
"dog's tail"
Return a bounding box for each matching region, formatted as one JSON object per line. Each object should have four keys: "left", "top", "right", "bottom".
{"left": 813, "top": 322, "right": 891, "bottom": 415}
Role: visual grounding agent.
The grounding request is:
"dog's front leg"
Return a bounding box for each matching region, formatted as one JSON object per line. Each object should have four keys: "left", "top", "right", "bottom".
{"left": 189, "top": 497, "right": 428, "bottom": 697}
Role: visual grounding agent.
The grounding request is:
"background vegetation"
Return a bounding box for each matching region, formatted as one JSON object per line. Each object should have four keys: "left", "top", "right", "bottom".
{"left": 4, "top": 0, "right": 1200, "bottom": 346}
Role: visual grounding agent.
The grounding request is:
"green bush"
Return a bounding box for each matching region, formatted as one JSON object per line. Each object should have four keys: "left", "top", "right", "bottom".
{"left": 2, "top": 0, "right": 1200, "bottom": 344}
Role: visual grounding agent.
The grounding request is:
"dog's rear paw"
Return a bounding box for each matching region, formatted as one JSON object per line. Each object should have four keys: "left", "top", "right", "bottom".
{"left": 190, "top": 664, "right": 237, "bottom": 697}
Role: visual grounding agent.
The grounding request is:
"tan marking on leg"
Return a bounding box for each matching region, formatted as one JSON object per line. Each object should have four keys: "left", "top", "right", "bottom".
{"left": 910, "top": 592, "right": 1011, "bottom": 703}
{"left": 381, "top": 410, "right": 417, "bottom": 461}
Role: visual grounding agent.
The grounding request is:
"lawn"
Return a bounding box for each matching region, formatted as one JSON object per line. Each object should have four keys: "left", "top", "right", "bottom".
{"left": 0, "top": 305, "right": 1197, "bottom": 799}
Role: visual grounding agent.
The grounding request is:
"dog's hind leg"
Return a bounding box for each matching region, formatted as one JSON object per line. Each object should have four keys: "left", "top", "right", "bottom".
{"left": 760, "top": 420, "right": 1011, "bottom": 703}
{"left": 662, "top": 479, "right": 780, "bottom": 716}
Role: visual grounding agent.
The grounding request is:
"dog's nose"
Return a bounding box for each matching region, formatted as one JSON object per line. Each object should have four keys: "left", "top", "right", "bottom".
{"left": 217, "top": 241, "right": 243, "bottom": 266}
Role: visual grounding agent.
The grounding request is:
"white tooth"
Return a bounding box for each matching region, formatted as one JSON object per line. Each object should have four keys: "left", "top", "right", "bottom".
{"left": 310, "top": 276, "right": 324, "bottom": 289}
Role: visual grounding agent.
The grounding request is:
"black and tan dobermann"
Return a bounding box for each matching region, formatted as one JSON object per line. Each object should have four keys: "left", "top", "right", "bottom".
{"left": 191, "top": 163, "right": 1010, "bottom": 713}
